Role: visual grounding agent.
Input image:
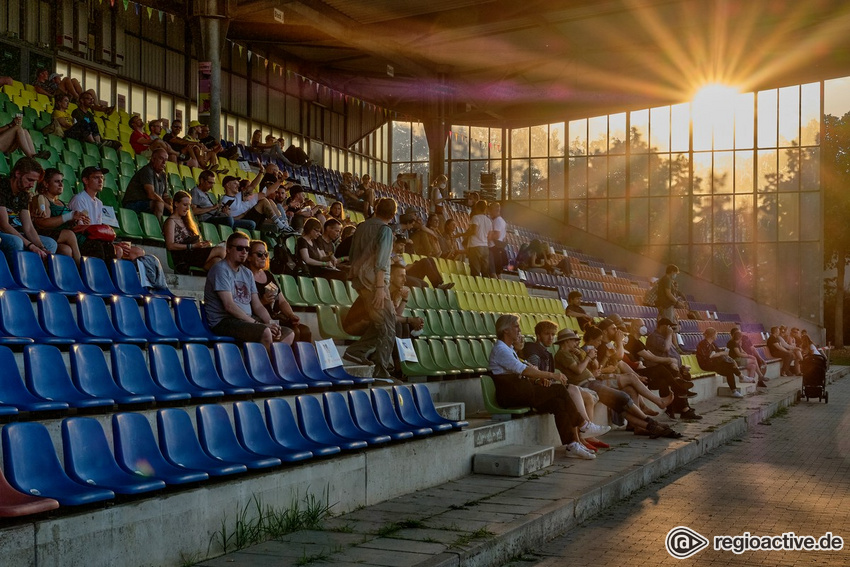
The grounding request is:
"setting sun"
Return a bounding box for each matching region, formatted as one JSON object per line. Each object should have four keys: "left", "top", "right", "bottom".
{"left": 692, "top": 83, "right": 741, "bottom": 150}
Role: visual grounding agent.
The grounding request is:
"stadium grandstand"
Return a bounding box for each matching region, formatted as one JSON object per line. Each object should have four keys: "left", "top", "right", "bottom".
{"left": 0, "top": 0, "right": 847, "bottom": 565}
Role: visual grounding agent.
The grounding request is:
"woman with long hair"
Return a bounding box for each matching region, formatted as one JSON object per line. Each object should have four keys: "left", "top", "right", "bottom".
{"left": 247, "top": 240, "right": 310, "bottom": 343}
{"left": 296, "top": 217, "right": 346, "bottom": 280}
{"left": 164, "top": 190, "right": 225, "bottom": 273}
{"left": 29, "top": 168, "right": 85, "bottom": 263}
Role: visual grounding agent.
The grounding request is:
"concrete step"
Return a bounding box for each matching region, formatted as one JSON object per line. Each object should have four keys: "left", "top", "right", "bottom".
{"left": 717, "top": 382, "right": 758, "bottom": 396}
{"left": 473, "top": 444, "right": 555, "bottom": 477}
{"left": 435, "top": 401, "right": 465, "bottom": 421}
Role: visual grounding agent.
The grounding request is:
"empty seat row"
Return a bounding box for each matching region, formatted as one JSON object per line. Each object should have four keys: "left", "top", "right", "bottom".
{"left": 400, "top": 337, "right": 495, "bottom": 378}
{"left": 0, "top": 341, "right": 371, "bottom": 414}
{"left": 0, "top": 385, "right": 466, "bottom": 510}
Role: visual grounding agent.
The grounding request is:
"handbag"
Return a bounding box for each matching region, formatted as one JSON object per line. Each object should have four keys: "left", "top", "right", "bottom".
{"left": 73, "top": 224, "right": 116, "bottom": 242}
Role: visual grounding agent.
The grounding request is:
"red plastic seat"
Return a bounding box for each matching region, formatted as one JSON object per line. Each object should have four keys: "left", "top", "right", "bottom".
{"left": 0, "top": 468, "right": 60, "bottom": 518}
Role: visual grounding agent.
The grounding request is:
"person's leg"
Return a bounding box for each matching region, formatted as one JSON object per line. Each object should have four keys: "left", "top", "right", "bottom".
{"left": 531, "top": 384, "right": 584, "bottom": 445}
{"left": 616, "top": 371, "right": 673, "bottom": 409}
{"left": 203, "top": 245, "right": 226, "bottom": 271}
{"left": 0, "top": 232, "right": 25, "bottom": 257}
{"left": 55, "top": 229, "right": 81, "bottom": 263}
{"left": 208, "top": 215, "right": 236, "bottom": 229}
{"left": 39, "top": 236, "right": 58, "bottom": 254}
{"left": 408, "top": 258, "right": 443, "bottom": 287}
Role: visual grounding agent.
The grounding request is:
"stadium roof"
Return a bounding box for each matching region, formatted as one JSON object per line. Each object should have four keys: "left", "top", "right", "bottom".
{"left": 221, "top": 0, "right": 850, "bottom": 127}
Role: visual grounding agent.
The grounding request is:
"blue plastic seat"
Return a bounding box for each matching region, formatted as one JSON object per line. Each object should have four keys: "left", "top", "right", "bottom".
{"left": 156, "top": 409, "right": 247, "bottom": 477}
{"left": 232, "top": 401, "right": 313, "bottom": 463}
{"left": 264, "top": 398, "right": 341, "bottom": 457}
{"left": 393, "top": 386, "right": 453, "bottom": 432}
{"left": 171, "top": 297, "right": 234, "bottom": 342}
{"left": 112, "top": 294, "right": 173, "bottom": 343}
{"left": 0, "top": 345, "right": 68, "bottom": 412}
{"left": 145, "top": 297, "right": 206, "bottom": 342}
{"left": 182, "top": 343, "right": 253, "bottom": 396}
{"left": 0, "top": 252, "right": 22, "bottom": 291}
{"left": 149, "top": 344, "right": 224, "bottom": 398}
{"left": 300, "top": 341, "right": 375, "bottom": 385}
{"left": 371, "top": 388, "right": 432, "bottom": 436}
{"left": 292, "top": 342, "right": 354, "bottom": 387}
{"left": 112, "top": 413, "right": 209, "bottom": 485}
{"left": 411, "top": 384, "right": 468, "bottom": 430}
{"left": 69, "top": 344, "right": 155, "bottom": 405}
{"left": 9, "top": 251, "right": 68, "bottom": 295}
{"left": 46, "top": 254, "right": 101, "bottom": 296}
{"left": 243, "top": 342, "right": 307, "bottom": 390}
{"left": 37, "top": 292, "right": 112, "bottom": 345}
{"left": 79, "top": 256, "right": 121, "bottom": 296}
{"left": 295, "top": 395, "right": 368, "bottom": 451}
{"left": 76, "top": 293, "right": 146, "bottom": 344}
{"left": 110, "top": 343, "right": 191, "bottom": 402}
{"left": 110, "top": 259, "right": 146, "bottom": 298}
{"left": 61, "top": 417, "right": 166, "bottom": 495}
{"left": 195, "top": 405, "right": 281, "bottom": 469}
{"left": 323, "top": 392, "right": 391, "bottom": 445}
{"left": 270, "top": 343, "right": 332, "bottom": 388}
{"left": 347, "top": 390, "right": 414, "bottom": 441}
{"left": 2, "top": 422, "right": 115, "bottom": 506}
{"left": 24, "top": 344, "right": 114, "bottom": 408}
{"left": 0, "top": 289, "right": 74, "bottom": 345}
{"left": 214, "top": 342, "right": 282, "bottom": 394}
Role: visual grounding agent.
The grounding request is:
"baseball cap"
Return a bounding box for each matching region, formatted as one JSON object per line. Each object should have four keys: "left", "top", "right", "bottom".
{"left": 188, "top": 120, "right": 202, "bottom": 128}
{"left": 657, "top": 318, "right": 675, "bottom": 327}
{"left": 81, "top": 165, "right": 110, "bottom": 178}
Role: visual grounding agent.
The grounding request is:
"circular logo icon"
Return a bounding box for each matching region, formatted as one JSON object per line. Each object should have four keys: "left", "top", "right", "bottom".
{"left": 666, "top": 526, "right": 709, "bottom": 559}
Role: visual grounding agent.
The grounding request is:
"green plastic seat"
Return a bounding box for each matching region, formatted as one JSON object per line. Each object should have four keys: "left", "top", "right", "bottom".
{"left": 346, "top": 281, "right": 359, "bottom": 304}
{"left": 479, "top": 312, "right": 498, "bottom": 338}
{"left": 169, "top": 173, "right": 184, "bottom": 192}
{"left": 297, "top": 276, "right": 323, "bottom": 306}
{"left": 414, "top": 339, "right": 460, "bottom": 376}
{"left": 461, "top": 310, "right": 485, "bottom": 339}
{"left": 139, "top": 212, "right": 164, "bottom": 243}
{"left": 449, "top": 310, "right": 472, "bottom": 338}
{"left": 313, "top": 277, "right": 338, "bottom": 306}
{"left": 65, "top": 137, "right": 83, "bottom": 156}
{"left": 330, "top": 279, "right": 352, "bottom": 307}
{"left": 426, "top": 339, "right": 462, "bottom": 374}
{"left": 439, "top": 338, "right": 475, "bottom": 373}
{"left": 200, "top": 222, "right": 221, "bottom": 245}
{"left": 480, "top": 376, "right": 530, "bottom": 416}
{"left": 279, "top": 274, "right": 308, "bottom": 307}
{"left": 422, "top": 310, "right": 446, "bottom": 338}
{"left": 101, "top": 144, "right": 119, "bottom": 163}
{"left": 83, "top": 142, "right": 101, "bottom": 160}
{"left": 468, "top": 339, "right": 492, "bottom": 370}
{"left": 135, "top": 153, "right": 149, "bottom": 169}
{"left": 217, "top": 224, "right": 233, "bottom": 242}
{"left": 445, "top": 289, "right": 461, "bottom": 310}
{"left": 455, "top": 291, "right": 472, "bottom": 310}
{"left": 316, "top": 304, "right": 357, "bottom": 341}
{"left": 183, "top": 176, "right": 197, "bottom": 190}
{"left": 406, "top": 286, "right": 423, "bottom": 309}
{"left": 422, "top": 288, "right": 441, "bottom": 310}
{"left": 117, "top": 208, "right": 145, "bottom": 241}
{"left": 433, "top": 288, "right": 452, "bottom": 310}
{"left": 438, "top": 310, "right": 458, "bottom": 337}
{"left": 29, "top": 130, "right": 45, "bottom": 150}
{"left": 456, "top": 339, "right": 488, "bottom": 373}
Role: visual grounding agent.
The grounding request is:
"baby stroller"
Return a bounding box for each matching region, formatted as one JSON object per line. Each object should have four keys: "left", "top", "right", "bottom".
{"left": 801, "top": 353, "right": 828, "bottom": 403}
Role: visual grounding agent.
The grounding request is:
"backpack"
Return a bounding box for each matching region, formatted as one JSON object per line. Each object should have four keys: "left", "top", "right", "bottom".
{"left": 643, "top": 281, "right": 659, "bottom": 307}
{"left": 270, "top": 238, "right": 309, "bottom": 277}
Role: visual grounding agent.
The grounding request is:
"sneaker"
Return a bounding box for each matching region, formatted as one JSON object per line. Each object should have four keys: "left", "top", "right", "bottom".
{"left": 343, "top": 351, "right": 374, "bottom": 366}
{"left": 579, "top": 421, "right": 611, "bottom": 437}
{"left": 756, "top": 381, "right": 768, "bottom": 388}
{"left": 680, "top": 409, "right": 703, "bottom": 420}
{"left": 740, "top": 376, "right": 756, "bottom": 383}
{"left": 565, "top": 441, "right": 596, "bottom": 460}
{"left": 731, "top": 389, "right": 744, "bottom": 398}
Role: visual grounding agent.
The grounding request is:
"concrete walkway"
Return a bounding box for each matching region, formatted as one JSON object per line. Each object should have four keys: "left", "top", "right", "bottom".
{"left": 198, "top": 368, "right": 848, "bottom": 567}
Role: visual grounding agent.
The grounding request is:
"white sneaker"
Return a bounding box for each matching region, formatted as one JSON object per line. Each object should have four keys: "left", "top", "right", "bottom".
{"left": 740, "top": 376, "right": 756, "bottom": 383}
{"left": 580, "top": 421, "right": 611, "bottom": 437}
{"left": 731, "top": 389, "right": 744, "bottom": 398}
{"left": 565, "top": 441, "right": 596, "bottom": 460}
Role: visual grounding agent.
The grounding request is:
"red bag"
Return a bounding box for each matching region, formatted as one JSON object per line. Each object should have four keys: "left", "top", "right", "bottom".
{"left": 73, "top": 224, "right": 116, "bottom": 242}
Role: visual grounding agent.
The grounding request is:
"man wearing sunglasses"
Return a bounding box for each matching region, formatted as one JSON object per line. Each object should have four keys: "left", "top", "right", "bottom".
{"left": 204, "top": 231, "right": 293, "bottom": 353}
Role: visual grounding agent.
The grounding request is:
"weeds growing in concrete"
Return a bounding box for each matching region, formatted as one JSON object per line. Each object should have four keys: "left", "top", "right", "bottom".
{"left": 374, "top": 518, "right": 427, "bottom": 537}
{"left": 212, "top": 487, "right": 333, "bottom": 553}
{"left": 450, "top": 527, "right": 495, "bottom": 548}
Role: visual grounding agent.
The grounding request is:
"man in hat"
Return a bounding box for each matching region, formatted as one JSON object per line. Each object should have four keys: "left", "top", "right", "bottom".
{"left": 629, "top": 318, "right": 702, "bottom": 420}
{"left": 122, "top": 147, "right": 172, "bottom": 221}
{"left": 219, "top": 173, "right": 294, "bottom": 234}
{"left": 554, "top": 326, "right": 679, "bottom": 439}
{"left": 489, "top": 314, "right": 608, "bottom": 460}
{"left": 565, "top": 290, "right": 594, "bottom": 331}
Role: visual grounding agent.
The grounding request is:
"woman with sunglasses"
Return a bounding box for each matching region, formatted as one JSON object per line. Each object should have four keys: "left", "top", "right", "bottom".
{"left": 164, "top": 190, "right": 225, "bottom": 273}
{"left": 247, "top": 240, "right": 310, "bottom": 342}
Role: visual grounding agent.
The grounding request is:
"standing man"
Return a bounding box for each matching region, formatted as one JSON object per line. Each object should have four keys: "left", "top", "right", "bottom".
{"left": 0, "top": 157, "right": 57, "bottom": 258}
{"left": 657, "top": 264, "right": 686, "bottom": 322}
{"left": 203, "top": 232, "right": 292, "bottom": 353}
{"left": 341, "top": 197, "right": 398, "bottom": 379}
{"left": 122, "top": 148, "right": 172, "bottom": 221}
{"left": 488, "top": 202, "right": 508, "bottom": 275}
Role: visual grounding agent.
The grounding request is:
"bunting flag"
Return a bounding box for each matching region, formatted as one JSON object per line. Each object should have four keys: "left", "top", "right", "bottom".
{"left": 146, "top": 7, "right": 152, "bottom": 19}
{"left": 158, "top": 10, "right": 164, "bottom": 22}
{"left": 122, "top": 0, "right": 128, "bottom": 10}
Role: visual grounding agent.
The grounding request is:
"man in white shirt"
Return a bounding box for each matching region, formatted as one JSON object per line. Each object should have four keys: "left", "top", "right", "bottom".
{"left": 488, "top": 202, "right": 507, "bottom": 275}
{"left": 465, "top": 200, "right": 493, "bottom": 278}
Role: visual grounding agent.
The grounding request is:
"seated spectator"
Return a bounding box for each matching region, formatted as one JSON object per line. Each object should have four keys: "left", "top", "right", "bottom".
{"left": 391, "top": 173, "right": 408, "bottom": 192}
{"left": 727, "top": 328, "right": 766, "bottom": 384}
{"left": 198, "top": 123, "right": 239, "bottom": 160}
{"left": 488, "top": 314, "right": 609, "bottom": 460}
{"left": 247, "top": 239, "right": 311, "bottom": 343}
{"left": 0, "top": 158, "right": 58, "bottom": 258}
{"left": 516, "top": 239, "right": 548, "bottom": 273}
{"left": 29, "top": 168, "right": 83, "bottom": 264}
{"left": 33, "top": 69, "right": 83, "bottom": 101}
{"left": 627, "top": 318, "right": 701, "bottom": 420}
{"left": 735, "top": 327, "right": 767, "bottom": 375}
{"left": 565, "top": 290, "right": 594, "bottom": 331}
{"left": 296, "top": 217, "right": 346, "bottom": 280}
{"left": 799, "top": 334, "right": 824, "bottom": 357}
{"left": 410, "top": 213, "right": 444, "bottom": 258}
{"left": 341, "top": 172, "right": 373, "bottom": 216}
{"left": 42, "top": 93, "right": 74, "bottom": 138}
{"left": 65, "top": 90, "right": 113, "bottom": 146}
{"left": 767, "top": 326, "right": 797, "bottom": 376}
{"left": 334, "top": 224, "right": 357, "bottom": 263}
{"left": 696, "top": 327, "right": 747, "bottom": 398}
{"left": 327, "top": 200, "right": 352, "bottom": 226}
{"left": 391, "top": 234, "right": 453, "bottom": 290}
{"left": 0, "top": 114, "right": 49, "bottom": 159}
{"left": 284, "top": 186, "right": 322, "bottom": 232}
{"left": 283, "top": 143, "right": 310, "bottom": 167}
{"left": 122, "top": 148, "right": 172, "bottom": 221}
{"left": 785, "top": 327, "right": 805, "bottom": 371}
{"left": 204, "top": 231, "right": 293, "bottom": 353}
{"left": 220, "top": 174, "right": 292, "bottom": 234}
{"left": 442, "top": 217, "right": 464, "bottom": 260}
{"left": 465, "top": 200, "right": 494, "bottom": 278}
{"left": 184, "top": 121, "right": 221, "bottom": 171}
{"left": 129, "top": 117, "right": 178, "bottom": 162}
{"left": 70, "top": 166, "right": 145, "bottom": 260}
{"left": 250, "top": 130, "right": 297, "bottom": 167}
{"left": 162, "top": 119, "right": 205, "bottom": 168}
{"left": 164, "top": 190, "right": 225, "bottom": 273}
{"left": 191, "top": 170, "right": 245, "bottom": 229}
{"left": 555, "top": 326, "right": 679, "bottom": 439}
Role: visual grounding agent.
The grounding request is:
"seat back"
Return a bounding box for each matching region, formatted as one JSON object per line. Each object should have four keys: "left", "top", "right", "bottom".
{"left": 23, "top": 344, "right": 91, "bottom": 403}
{"left": 292, "top": 341, "right": 333, "bottom": 381}
{"left": 111, "top": 259, "right": 146, "bottom": 296}
{"left": 10, "top": 251, "right": 58, "bottom": 292}
{"left": 111, "top": 294, "right": 153, "bottom": 339}
{"left": 370, "top": 387, "right": 421, "bottom": 432}
{"left": 233, "top": 401, "right": 276, "bottom": 451}
{"left": 144, "top": 297, "right": 183, "bottom": 339}
{"left": 110, "top": 343, "right": 163, "bottom": 396}
{"left": 313, "top": 277, "right": 337, "bottom": 305}
{"left": 69, "top": 343, "right": 128, "bottom": 400}
{"left": 0, "top": 289, "right": 48, "bottom": 339}
{"left": 479, "top": 375, "right": 530, "bottom": 415}
{"left": 0, "top": 345, "right": 68, "bottom": 411}
{"left": 37, "top": 292, "right": 89, "bottom": 341}
{"left": 47, "top": 254, "right": 90, "bottom": 294}
{"left": 149, "top": 344, "right": 202, "bottom": 395}
{"left": 392, "top": 385, "right": 431, "bottom": 427}
{"left": 297, "top": 276, "right": 322, "bottom": 305}
{"left": 80, "top": 256, "right": 120, "bottom": 296}
{"left": 330, "top": 279, "right": 352, "bottom": 306}
{"left": 322, "top": 391, "right": 365, "bottom": 439}
{"left": 0, "top": 252, "right": 19, "bottom": 290}
{"left": 61, "top": 417, "right": 128, "bottom": 484}
{"left": 295, "top": 395, "right": 340, "bottom": 444}
{"left": 183, "top": 343, "right": 248, "bottom": 392}
{"left": 173, "top": 297, "right": 225, "bottom": 340}
{"left": 271, "top": 342, "right": 324, "bottom": 385}
{"left": 194, "top": 404, "right": 241, "bottom": 457}
{"left": 214, "top": 342, "right": 275, "bottom": 391}
{"left": 76, "top": 293, "right": 124, "bottom": 340}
